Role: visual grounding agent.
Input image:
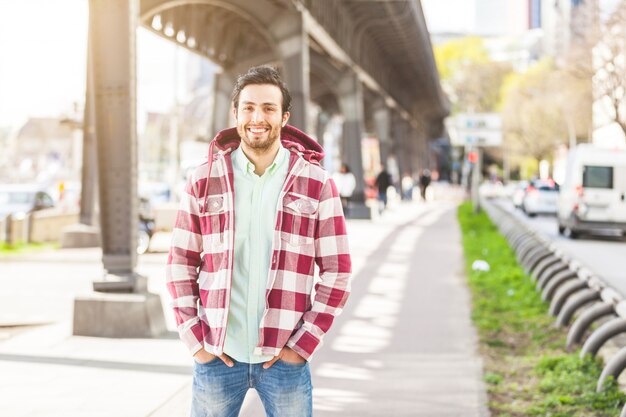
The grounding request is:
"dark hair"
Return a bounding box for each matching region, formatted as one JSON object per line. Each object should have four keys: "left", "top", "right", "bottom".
{"left": 231, "top": 65, "right": 292, "bottom": 115}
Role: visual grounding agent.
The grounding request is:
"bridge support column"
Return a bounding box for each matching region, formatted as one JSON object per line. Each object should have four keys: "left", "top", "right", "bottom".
{"left": 73, "top": 0, "right": 166, "bottom": 338}
{"left": 316, "top": 110, "right": 331, "bottom": 148}
{"left": 211, "top": 71, "right": 236, "bottom": 133}
{"left": 373, "top": 103, "right": 391, "bottom": 169}
{"left": 276, "top": 14, "right": 310, "bottom": 133}
{"left": 399, "top": 118, "right": 414, "bottom": 179}
{"left": 389, "top": 112, "right": 406, "bottom": 185}
{"left": 338, "top": 73, "right": 370, "bottom": 219}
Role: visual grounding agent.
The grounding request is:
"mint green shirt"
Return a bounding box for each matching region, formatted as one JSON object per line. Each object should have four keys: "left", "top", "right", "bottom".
{"left": 223, "top": 144, "right": 290, "bottom": 363}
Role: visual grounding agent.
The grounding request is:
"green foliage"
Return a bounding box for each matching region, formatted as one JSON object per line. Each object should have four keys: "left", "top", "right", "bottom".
{"left": 434, "top": 36, "right": 512, "bottom": 114}
{"left": 434, "top": 36, "right": 489, "bottom": 81}
{"left": 485, "top": 372, "right": 504, "bottom": 386}
{"left": 0, "top": 242, "right": 58, "bottom": 256}
{"left": 458, "top": 202, "right": 626, "bottom": 416}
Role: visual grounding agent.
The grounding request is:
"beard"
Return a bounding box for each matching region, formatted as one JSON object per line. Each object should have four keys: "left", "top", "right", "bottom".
{"left": 237, "top": 122, "right": 282, "bottom": 152}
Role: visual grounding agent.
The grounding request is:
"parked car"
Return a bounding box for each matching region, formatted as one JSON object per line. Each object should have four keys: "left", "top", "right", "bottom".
{"left": 0, "top": 184, "right": 56, "bottom": 219}
{"left": 521, "top": 179, "right": 559, "bottom": 217}
{"left": 511, "top": 180, "right": 529, "bottom": 209}
{"left": 557, "top": 144, "right": 626, "bottom": 239}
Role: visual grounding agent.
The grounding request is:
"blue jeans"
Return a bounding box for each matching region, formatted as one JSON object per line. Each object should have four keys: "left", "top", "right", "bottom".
{"left": 191, "top": 359, "right": 312, "bottom": 417}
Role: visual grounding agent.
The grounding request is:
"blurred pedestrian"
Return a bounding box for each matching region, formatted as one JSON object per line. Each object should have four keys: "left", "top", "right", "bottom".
{"left": 167, "top": 66, "right": 352, "bottom": 417}
{"left": 419, "top": 169, "right": 431, "bottom": 201}
{"left": 401, "top": 172, "right": 414, "bottom": 201}
{"left": 375, "top": 165, "right": 392, "bottom": 213}
{"left": 332, "top": 163, "right": 356, "bottom": 215}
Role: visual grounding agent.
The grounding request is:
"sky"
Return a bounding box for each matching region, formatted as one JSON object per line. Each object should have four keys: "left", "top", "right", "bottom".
{"left": 421, "top": 0, "right": 476, "bottom": 34}
{"left": 0, "top": 0, "right": 88, "bottom": 126}
{"left": 0, "top": 0, "right": 193, "bottom": 129}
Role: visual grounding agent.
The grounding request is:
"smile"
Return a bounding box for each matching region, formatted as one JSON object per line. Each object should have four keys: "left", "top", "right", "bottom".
{"left": 248, "top": 127, "right": 269, "bottom": 134}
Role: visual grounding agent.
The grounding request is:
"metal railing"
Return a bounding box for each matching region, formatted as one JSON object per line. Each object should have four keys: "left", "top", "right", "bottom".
{"left": 481, "top": 198, "right": 626, "bottom": 416}
{"left": 1, "top": 210, "right": 79, "bottom": 245}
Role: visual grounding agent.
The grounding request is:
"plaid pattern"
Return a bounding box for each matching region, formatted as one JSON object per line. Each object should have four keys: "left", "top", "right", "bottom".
{"left": 166, "top": 139, "right": 351, "bottom": 361}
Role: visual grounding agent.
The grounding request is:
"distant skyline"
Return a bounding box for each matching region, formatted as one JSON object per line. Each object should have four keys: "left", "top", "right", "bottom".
{"left": 422, "top": 0, "right": 531, "bottom": 37}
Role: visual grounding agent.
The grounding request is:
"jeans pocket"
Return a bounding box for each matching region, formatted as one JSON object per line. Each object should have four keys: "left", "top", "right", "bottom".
{"left": 194, "top": 357, "right": 220, "bottom": 366}
{"left": 277, "top": 358, "right": 307, "bottom": 368}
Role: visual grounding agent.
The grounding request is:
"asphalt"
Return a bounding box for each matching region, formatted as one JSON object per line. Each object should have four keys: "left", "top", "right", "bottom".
{"left": 0, "top": 184, "right": 489, "bottom": 417}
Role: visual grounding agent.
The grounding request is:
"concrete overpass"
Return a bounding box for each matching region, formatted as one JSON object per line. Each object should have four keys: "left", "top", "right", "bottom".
{"left": 79, "top": 0, "right": 448, "bottom": 317}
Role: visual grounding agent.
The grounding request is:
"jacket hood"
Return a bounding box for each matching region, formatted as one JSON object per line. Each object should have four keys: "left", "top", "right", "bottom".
{"left": 211, "top": 124, "right": 324, "bottom": 165}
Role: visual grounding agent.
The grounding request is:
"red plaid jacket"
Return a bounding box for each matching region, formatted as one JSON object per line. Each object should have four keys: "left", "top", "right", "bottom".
{"left": 166, "top": 125, "right": 352, "bottom": 361}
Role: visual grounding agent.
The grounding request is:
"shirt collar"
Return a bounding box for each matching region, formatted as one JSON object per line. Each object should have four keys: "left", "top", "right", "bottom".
{"left": 233, "top": 144, "right": 287, "bottom": 177}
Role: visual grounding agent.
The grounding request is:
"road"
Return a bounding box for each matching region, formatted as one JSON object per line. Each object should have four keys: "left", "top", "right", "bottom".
{"left": 494, "top": 198, "right": 626, "bottom": 296}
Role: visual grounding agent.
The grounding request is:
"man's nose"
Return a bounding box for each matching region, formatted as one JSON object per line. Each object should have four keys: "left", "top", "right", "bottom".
{"left": 251, "top": 108, "right": 263, "bottom": 122}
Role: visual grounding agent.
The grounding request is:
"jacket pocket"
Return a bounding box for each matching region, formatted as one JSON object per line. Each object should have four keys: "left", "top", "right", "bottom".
{"left": 202, "top": 195, "right": 226, "bottom": 248}
{"left": 281, "top": 193, "right": 318, "bottom": 246}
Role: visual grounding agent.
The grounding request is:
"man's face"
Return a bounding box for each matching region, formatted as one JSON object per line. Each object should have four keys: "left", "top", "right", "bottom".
{"left": 234, "top": 84, "right": 290, "bottom": 152}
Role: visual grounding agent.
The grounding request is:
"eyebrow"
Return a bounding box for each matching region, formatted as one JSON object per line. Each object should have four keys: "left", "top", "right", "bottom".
{"left": 241, "top": 100, "right": 279, "bottom": 107}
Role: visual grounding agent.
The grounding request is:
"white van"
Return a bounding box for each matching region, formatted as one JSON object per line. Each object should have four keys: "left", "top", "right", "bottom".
{"left": 557, "top": 143, "right": 626, "bottom": 238}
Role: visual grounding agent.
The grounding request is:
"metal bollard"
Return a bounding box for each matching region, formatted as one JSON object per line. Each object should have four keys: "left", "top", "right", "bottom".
{"left": 555, "top": 288, "right": 601, "bottom": 327}
{"left": 580, "top": 317, "right": 626, "bottom": 358}
{"left": 511, "top": 232, "right": 530, "bottom": 251}
{"left": 536, "top": 262, "right": 569, "bottom": 291}
{"left": 548, "top": 279, "right": 587, "bottom": 316}
{"left": 567, "top": 302, "right": 615, "bottom": 350}
{"left": 516, "top": 237, "right": 539, "bottom": 264}
{"left": 597, "top": 345, "right": 626, "bottom": 392}
{"left": 541, "top": 270, "right": 578, "bottom": 302}
{"left": 525, "top": 250, "right": 552, "bottom": 276}
{"left": 531, "top": 256, "right": 560, "bottom": 283}
{"left": 520, "top": 246, "right": 547, "bottom": 271}
{"left": 5, "top": 213, "right": 13, "bottom": 245}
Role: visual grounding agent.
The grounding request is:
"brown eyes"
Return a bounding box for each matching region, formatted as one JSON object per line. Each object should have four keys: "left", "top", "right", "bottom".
{"left": 242, "top": 106, "right": 276, "bottom": 112}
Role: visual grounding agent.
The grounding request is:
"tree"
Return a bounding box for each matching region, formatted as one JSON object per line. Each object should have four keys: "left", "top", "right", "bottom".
{"left": 434, "top": 37, "right": 512, "bottom": 113}
{"left": 501, "top": 59, "right": 570, "bottom": 167}
{"left": 567, "top": 0, "right": 626, "bottom": 137}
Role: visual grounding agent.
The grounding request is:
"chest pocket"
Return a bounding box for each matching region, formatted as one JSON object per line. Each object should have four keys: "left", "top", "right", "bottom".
{"left": 281, "top": 193, "right": 318, "bottom": 246}
{"left": 202, "top": 195, "right": 226, "bottom": 247}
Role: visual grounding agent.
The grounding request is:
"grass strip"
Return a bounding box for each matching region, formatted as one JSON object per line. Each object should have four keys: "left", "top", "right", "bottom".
{"left": 458, "top": 202, "right": 625, "bottom": 417}
{"left": 0, "top": 242, "right": 58, "bottom": 257}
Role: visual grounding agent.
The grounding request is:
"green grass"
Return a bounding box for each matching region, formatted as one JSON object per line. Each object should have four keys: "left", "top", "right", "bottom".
{"left": 458, "top": 202, "right": 626, "bottom": 416}
{"left": 0, "top": 242, "right": 59, "bottom": 257}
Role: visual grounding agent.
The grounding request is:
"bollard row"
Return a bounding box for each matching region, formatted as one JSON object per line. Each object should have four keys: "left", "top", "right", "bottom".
{"left": 481, "top": 199, "right": 626, "bottom": 413}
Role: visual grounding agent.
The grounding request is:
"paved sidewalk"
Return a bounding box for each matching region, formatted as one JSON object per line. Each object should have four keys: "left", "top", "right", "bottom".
{"left": 0, "top": 185, "right": 488, "bottom": 417}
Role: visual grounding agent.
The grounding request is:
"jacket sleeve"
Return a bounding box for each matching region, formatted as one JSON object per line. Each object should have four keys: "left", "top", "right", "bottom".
{"left": 166, "top": 175, "right": 204, "bottom": 355}
{"left": 287, "top": 175, "right": 352, "bottom": 360}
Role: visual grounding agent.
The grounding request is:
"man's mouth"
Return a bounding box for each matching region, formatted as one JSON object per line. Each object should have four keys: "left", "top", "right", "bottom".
{"left": 247, "top": 126, "right": 269, "bottom": 135}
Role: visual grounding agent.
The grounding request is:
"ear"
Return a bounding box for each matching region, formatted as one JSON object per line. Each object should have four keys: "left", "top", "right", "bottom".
{"left": 282, "top": 111, "right": 290, "bottom": 127}
{"left": 232, "top": 106, "right": 238, "bottom": 121}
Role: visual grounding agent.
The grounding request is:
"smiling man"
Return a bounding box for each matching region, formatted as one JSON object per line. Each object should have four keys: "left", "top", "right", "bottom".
{"left": 166, "top": 65, "right": 352, "bottom": 417}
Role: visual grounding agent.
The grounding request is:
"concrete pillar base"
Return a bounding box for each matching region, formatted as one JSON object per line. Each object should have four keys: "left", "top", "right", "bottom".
{"left": 73, "top": 291, "right": 167, "bottom": 338}
{"left": 93, "top": 272, "right": 147, "bottom": 293}
{"left": 60, "top": 224, "right": 100, "bottom": 248}
{"left": 346, "top": 202, "right": 372, "bottom": 219}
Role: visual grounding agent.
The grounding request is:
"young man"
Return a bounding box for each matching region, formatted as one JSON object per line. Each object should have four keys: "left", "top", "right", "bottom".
{"left": 166, "top": 65, "right": 352, "bottom": 417}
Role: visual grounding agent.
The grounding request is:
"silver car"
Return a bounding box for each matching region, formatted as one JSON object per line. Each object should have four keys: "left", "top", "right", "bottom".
{"left": 522, "top": 179, "right": 560, "bottom": 217}
{"left": 0, "top": 185, "right": 55, "bottom": 219}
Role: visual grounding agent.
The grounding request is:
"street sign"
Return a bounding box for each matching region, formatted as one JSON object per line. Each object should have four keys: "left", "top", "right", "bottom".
{"left": 446, "top": 113, "right": 503, "bottom": 147}
{"left": 461, "top": 129, "right": 503, "bottom": 147}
